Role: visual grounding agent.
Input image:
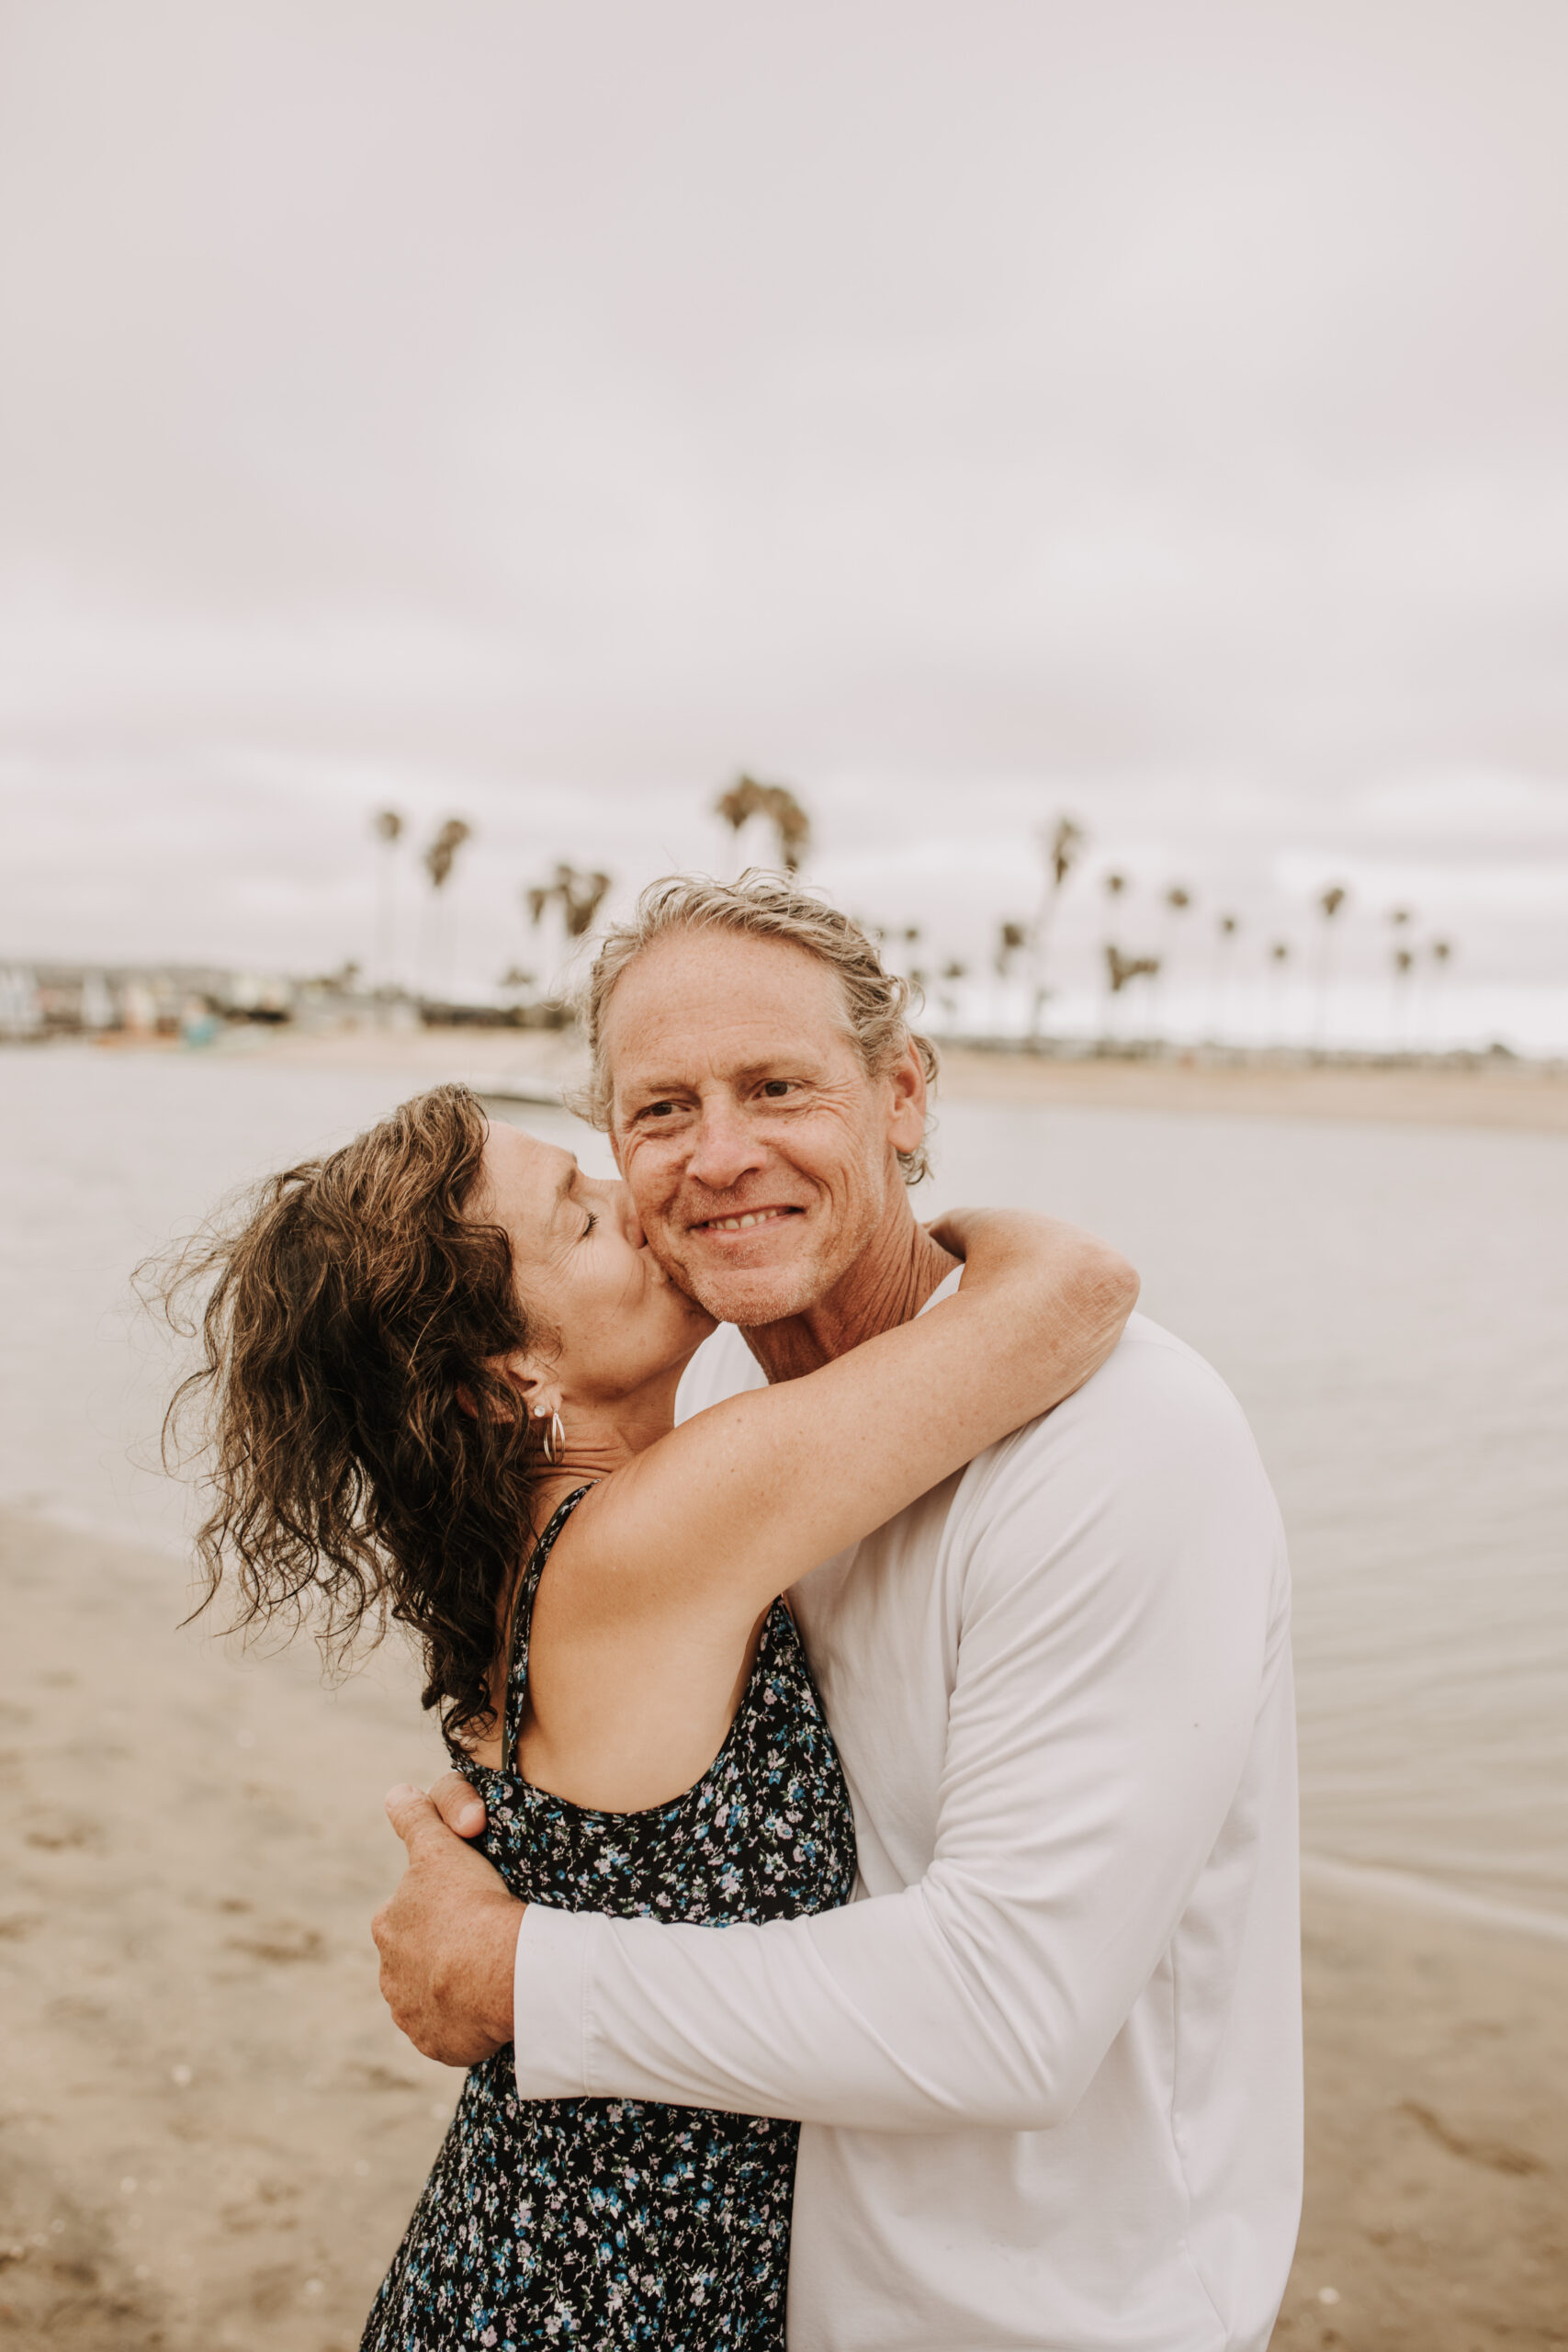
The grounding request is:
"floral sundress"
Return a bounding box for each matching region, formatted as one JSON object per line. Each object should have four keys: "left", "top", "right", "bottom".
{"left": 361, "top": 1485, "right": 858, "bottom": 2350}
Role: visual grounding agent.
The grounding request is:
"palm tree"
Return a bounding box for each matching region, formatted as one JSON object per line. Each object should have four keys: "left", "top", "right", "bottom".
{"left": 890, "top": 924, "right": 923, "bottom": 988}
{"left": 716, "top": 776, "right": 812, "bottom": 874}
{"left": 938, "top": 958, "right": 969, "bottom": 1032}
{"left": 1428, "top": 937, "right": 1454, "bottom": 1052}
{"left": 1156, "top": 885, "right": 1193, "bottom": 1044}
{"left": 1105, "top": 945, "right": 1159, "bottom": 993}
{"left": 423, "top": 816, "right": 471, "bottom": 892}
{"left": 420, "top": 817, "right": 472, "bottom": 1000}
{"left": 1384, "top": 908, "right": 1417, "bottom": 1051}
{"left": 371, "top": 808, "right": 404, "bottom": 1001}
{"left": 1097, "top": 873, "right": 1128, "bottom": 1044}
{"left": 992, "top": 919, "right": 1027, "bottom": 1035}
{"left": 524, "top": 865, "right": 615, "bottom": 998}
{"left": 995, "top": 920, "right": 1027, "bottom": 977}
{"left": 1391, "top": 944, "right": 1417, "bottom": 1049}
{"left": 534, "top": 864, "right": 612, "bottom": 941}
{"left": 1210, "top": 913, "right": 1241, "bottom": 1046}
{"left": 1313, "top": 884, "right": 1348, "bottom": 1049}
{"left": 1023, "top": 818, "right": 1086, "bottom": 1039}
{"left": 1104, "top": 945, "right": 1160, "bottom": 1047}
{"left": 1267, "top": 941, "right": 1292, "bottom": 1050}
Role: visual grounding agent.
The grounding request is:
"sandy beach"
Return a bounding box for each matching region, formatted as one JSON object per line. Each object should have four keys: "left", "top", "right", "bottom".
{"left": 170, "top": 1022, "right": 1568, "bottom": 1136}
{"left": 4, "top": 1507, "right": 1565, "bottom": 2350}
{"left": 933, "top": 1045, "right": 1568, "bottom": 1136}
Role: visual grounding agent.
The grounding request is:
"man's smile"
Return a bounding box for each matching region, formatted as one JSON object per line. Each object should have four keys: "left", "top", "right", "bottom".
{"left": 691, "top": 1206, "right": 806, "bottom": 1236}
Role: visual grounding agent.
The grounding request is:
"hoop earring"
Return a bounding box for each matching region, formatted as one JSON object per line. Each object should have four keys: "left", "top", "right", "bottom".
{"left": 534, "top": 1405, "right": 566, "bottom": 1465}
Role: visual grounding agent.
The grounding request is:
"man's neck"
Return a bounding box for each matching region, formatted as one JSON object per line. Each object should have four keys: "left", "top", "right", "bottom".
{"left": 739, "top": 1209, "right": 961, "bottom": 1383}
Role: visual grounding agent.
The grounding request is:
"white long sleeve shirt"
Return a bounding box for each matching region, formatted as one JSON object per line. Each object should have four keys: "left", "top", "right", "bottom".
{"left": 512, "top": 1298, "right": 1302, "bottom": 2352}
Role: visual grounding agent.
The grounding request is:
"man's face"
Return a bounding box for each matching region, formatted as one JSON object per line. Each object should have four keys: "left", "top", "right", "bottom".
{"left": 603, "top": 928, "right": 927, "bottom": 1328}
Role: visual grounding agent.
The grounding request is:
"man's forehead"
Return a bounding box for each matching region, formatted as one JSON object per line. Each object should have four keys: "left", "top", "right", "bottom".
{"left": 609, "top": 1005, "right": 856, "bottom": 1081}
{"left": 602, "top": 933, "right": 858, "bottom": 1087}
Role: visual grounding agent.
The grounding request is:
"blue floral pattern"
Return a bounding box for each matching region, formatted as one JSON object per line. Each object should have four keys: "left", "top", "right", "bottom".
{"left": 362, "top": 1486, "right": 857, "bottom": 2349}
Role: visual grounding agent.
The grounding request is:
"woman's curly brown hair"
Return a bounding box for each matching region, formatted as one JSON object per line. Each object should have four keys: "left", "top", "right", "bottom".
{"left": 157, "top": 1082, "right": 546, "bottom": 1743}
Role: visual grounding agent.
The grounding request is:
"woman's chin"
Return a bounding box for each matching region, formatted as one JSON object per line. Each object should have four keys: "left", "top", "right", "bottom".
{"left": 655, "top": 1288, "right": 718, "bottom": 1358}
{"left": 657, "top": 1319, "right": 717, "bottom": 1388}
{"left": 659, "top": 1268, "right": 717, "bottom": 1335}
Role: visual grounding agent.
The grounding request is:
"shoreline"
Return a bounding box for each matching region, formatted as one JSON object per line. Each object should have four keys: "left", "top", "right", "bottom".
{"left": 934, "top": 1042, "right": 1568, "bottom": 1132}
{"left": 19, "top": 1026, "right": 1568, "bottom": 1134}
{"left": 4, "top": 1506, "right": 1566, "bottom": 2349}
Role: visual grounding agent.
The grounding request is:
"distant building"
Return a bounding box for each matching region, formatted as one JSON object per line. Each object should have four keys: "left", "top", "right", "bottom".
{"left": 0, "top": 967, "right": 42, "bottom": 1037}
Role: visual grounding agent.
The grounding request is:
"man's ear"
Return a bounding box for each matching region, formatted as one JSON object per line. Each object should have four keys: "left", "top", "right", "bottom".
{"left": 886, "top": 1040, "right": 928, "bottom": 1155}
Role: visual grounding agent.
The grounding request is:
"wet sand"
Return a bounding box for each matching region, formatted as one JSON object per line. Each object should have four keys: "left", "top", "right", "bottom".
{"left": 4, "top": 1510, "right": 1566, "bottom": 2350}
{"left": 1282, "top": 1884, "right": 1567, "bottom": 2350}
{"left": 0, "top": 1510, "right": 453, "bottom": 2352}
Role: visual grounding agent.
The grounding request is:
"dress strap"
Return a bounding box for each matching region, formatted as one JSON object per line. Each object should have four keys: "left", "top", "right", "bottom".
{"left": 502, "top": 1485, "right": 595, "bottom": 1773}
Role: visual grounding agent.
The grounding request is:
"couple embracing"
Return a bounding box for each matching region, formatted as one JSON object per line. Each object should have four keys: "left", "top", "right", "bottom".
{"left": 186, "top": 872, "right": 1300, "bottom": 2351}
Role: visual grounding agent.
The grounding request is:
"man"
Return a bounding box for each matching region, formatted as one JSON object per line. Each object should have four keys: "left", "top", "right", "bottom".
{"left": 375, "top": 873, "right": 1302, "bottom": 2351}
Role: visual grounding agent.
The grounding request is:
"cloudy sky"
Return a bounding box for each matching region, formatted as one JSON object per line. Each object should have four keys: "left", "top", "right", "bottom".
{"left": 2, "top": 1, "right": 1566, "bottom": 1033}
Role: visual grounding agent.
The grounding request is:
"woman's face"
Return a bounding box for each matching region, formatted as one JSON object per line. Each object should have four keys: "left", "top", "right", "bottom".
{"left": 472, "top": 1121, "right": 715, "bottom": 1410}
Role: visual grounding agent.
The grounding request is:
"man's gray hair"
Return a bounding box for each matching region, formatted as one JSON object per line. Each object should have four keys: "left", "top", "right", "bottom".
{"left": 573, "top": 872, "right": 939, "bottom": 1184}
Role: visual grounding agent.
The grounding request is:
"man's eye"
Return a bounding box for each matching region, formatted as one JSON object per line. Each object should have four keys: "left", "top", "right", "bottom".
{"left": 760, "top": 1080, "right": 795, "bottom": 1099}
{"left": 640, "top": 1101, "right": 676, "bottom": 1120}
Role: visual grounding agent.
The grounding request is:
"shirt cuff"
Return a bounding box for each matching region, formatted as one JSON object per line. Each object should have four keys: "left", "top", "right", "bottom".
{"left": 511, "top": 1904, "right": 595, "bottom": 2100}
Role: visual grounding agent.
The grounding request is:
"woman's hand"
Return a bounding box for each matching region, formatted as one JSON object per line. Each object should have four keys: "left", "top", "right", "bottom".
{"left": 923, "top": 1206, "right": 1139, "bottom": 1404}
{"left": 930, "top": 1205, "right": 1136, "bottom": 1315}
{"left": 926, "top": 1206, "right": 1010, "bottom": 1262}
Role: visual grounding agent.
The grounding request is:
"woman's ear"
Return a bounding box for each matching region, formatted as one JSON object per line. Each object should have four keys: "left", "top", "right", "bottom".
{"left": 459, "top": 1354, "right": 536, "bottom": 1423}
{"left": 456, "top": 1377, "right": 521, "bottom": 1424}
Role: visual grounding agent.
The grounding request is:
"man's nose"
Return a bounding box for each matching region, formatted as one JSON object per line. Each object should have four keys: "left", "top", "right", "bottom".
{"left": 686, "top": 1100, "right": 768, "bottom": 1193}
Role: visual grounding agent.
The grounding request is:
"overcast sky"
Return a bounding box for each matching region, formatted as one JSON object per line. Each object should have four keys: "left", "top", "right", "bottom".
{"left": 2, "top": 1, "right": 1566, "bottom": 1021}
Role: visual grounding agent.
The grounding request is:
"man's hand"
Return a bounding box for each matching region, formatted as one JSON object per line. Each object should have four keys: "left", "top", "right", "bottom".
{"left": 426, "top": 1769, "right": 489, "bottom": 1839}
{"left": 371, "top": 1784, "right": 524, "bottom": 2067}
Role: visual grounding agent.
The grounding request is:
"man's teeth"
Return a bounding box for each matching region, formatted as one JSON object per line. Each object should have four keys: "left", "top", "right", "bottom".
{"left": 707, "top": 1210, "right": 790, "bottom": 1233}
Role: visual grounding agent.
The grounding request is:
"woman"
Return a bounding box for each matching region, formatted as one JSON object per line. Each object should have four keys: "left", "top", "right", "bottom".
{"left": 167, "top": 1081, "right": 1135, "bottom": 2350}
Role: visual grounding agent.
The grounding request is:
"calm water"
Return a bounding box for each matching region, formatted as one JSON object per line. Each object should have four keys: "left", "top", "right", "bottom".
{"left": 3, "top": 1045, "right": 1565, "bottom": 1921}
